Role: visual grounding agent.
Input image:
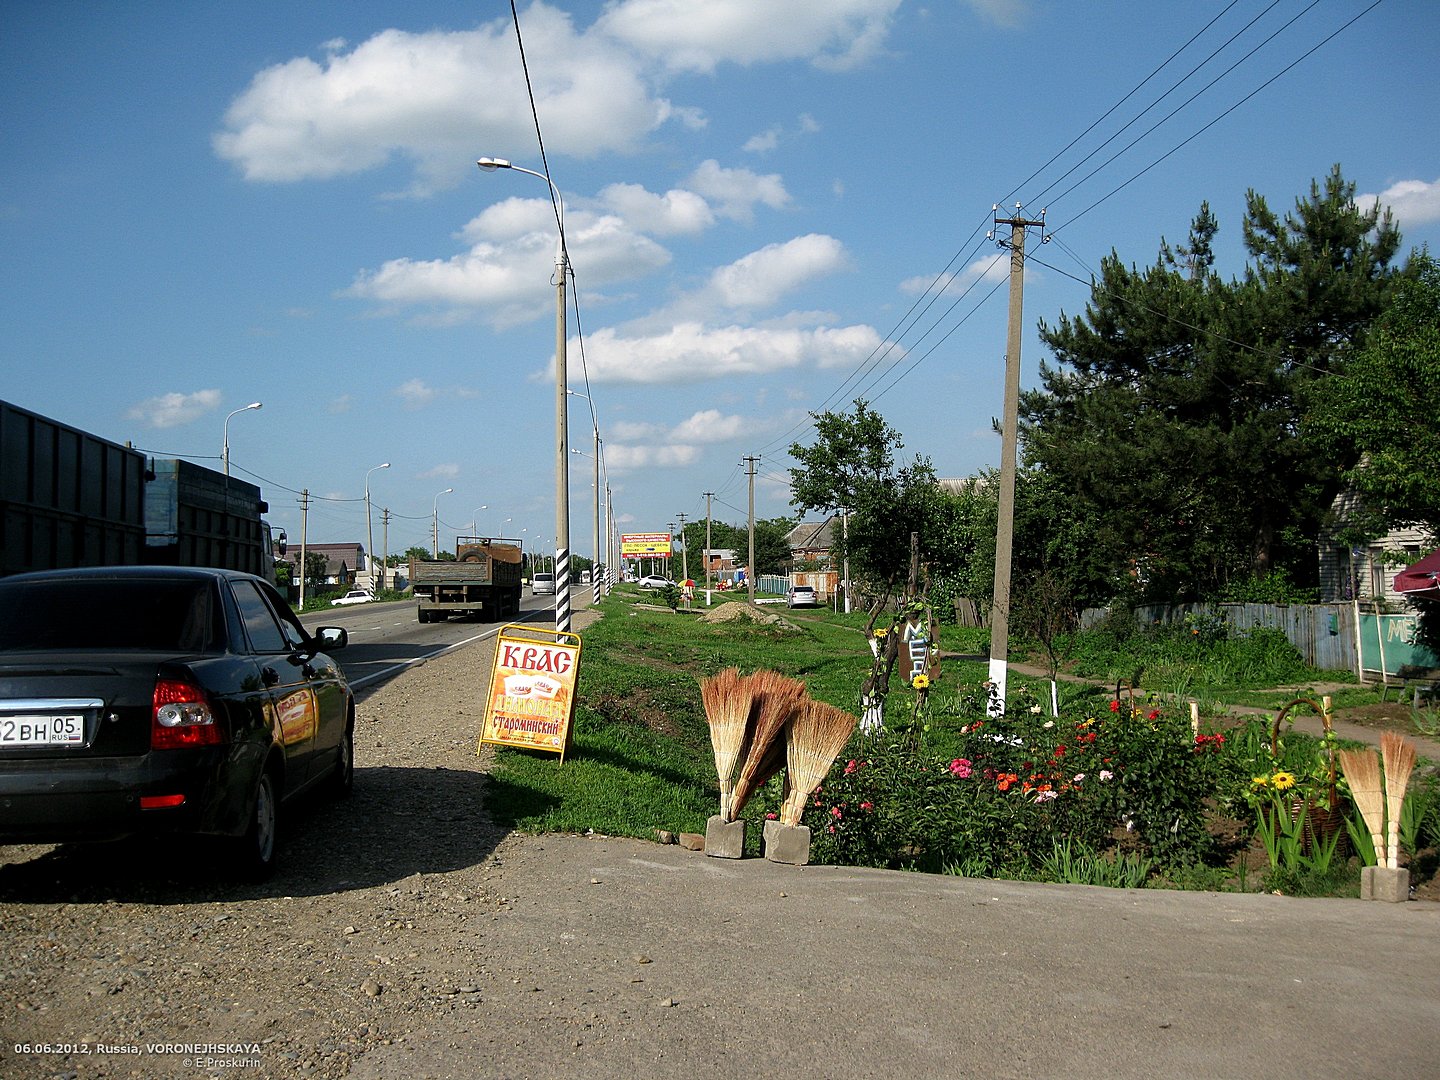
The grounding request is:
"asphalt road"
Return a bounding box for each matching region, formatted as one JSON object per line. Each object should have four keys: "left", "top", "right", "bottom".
{"left": 302, "top": 588, "right": 581, "bottom": 692}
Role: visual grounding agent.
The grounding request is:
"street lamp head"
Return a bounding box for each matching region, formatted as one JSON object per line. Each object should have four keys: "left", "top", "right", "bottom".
{"left": 245, "top": 401, "right": 262, "bottom": 411}
{"left": 476, "top": 157, "right": 512, "bottom": 171}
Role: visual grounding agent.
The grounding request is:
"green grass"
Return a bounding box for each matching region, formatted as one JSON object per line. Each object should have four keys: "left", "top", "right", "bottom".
{"left": 484, "top": 590, "right": 883, "bottom": 838}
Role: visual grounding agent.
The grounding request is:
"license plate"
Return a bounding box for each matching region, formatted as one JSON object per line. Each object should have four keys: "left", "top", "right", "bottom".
{"left": 0, "top": 714, "right": 86, "bottom": 747}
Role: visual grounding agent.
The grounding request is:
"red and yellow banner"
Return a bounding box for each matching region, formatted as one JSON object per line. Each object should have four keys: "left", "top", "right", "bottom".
{"left": 480, "top": 626, "right": 583, "bottom": 760}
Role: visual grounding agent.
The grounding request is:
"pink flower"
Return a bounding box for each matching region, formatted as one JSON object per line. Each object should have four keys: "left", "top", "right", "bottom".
{"left": 844, "top": 759, "right": 859, "bottom": 775}
{"left": 1099, "top": 769, "right": 1113, "bottom": 781}
{"left": 830, "top": 806, "right": 844, "bottom": 819}
{"left": 860, "top": 801, "right": 874, "bottom": 812}
{"left": 949, "top": 758, "right": 973, "bottom": 778}
{"left": 765, "top": 812, "right": 778, "bottom": 820}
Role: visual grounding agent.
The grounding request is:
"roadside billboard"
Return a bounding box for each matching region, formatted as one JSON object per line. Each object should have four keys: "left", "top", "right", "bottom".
{"left": 620, "top": 532, "right": 671, "bottom": 560}
{"left": 480, "top": 626, "right": 583, "bottom": 761}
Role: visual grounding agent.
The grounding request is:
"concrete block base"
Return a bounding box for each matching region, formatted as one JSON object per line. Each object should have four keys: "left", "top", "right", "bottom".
{"left": 1361, "top": 865, "right": 1410, "bottom": 902}
{"left": 704, "top": 815, "right": 745, "bottom": 859}
{"left": 764, "top": 822, "right": 811, "bottom": 865}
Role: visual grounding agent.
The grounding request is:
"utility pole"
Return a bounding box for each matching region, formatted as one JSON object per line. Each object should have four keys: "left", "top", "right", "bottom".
{"left": 381, "top": 508, "right": 391, "bottom": 593}
{"left": 743, "top": 456, "right": 759, "bottom": 605}
{"left": 667, "top": 522, "right": 676, "bottom": 581}
{"left": 298, "top": 489, "right": 310, "bottom": 610}
{"left": 703, "top": 492, "right": 714, "bottom": 599}
{"left": 987, "top": 204, "right": 1045, "bottom": 717}
{"left": 677, "top": 512, "right": 689, "bottom": 584}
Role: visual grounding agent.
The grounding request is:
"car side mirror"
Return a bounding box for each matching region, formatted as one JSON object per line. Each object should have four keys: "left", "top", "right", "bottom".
{"left": 314, "top": 626, "right": 348, "bottom": 651}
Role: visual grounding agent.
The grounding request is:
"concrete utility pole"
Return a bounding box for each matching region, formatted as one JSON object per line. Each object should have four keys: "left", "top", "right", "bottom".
{"left": 381, "top": 508, "right": 390, "bottom": 593}
{"left": 298, "top": 489, "right": 310, "bottom": 610}
{"left": 987, "top": 204, "right": 1046, "bottom": 717}
{"left": 667, "top": 522, "right": 676, "bottom": 581}
{"left": 703, "top": 492, "right": 714, "bottom": 599}
{"left": 744, "top": 456, "right": 759, "bottom": 605}
{"left": 677, "top": 512, "right": 689, "bottom": 583}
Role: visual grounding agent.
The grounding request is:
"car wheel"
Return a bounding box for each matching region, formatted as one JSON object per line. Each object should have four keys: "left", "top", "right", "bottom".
{"left": 329, "top": 719, "right": 355, "bottom": 797}
{"left": 235, "top": 768, "right": 279, "bottom": 881}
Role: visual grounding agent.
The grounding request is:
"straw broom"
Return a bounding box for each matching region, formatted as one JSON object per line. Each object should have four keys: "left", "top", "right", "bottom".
{"left": 699, "top": 667, "right": 754, "bottom": 820}
{"left": 781, "top": 701, "right": 858, "bottom": 827}
{"left": 1381, "top": 732, "right": 1417, "bottom": 870}
{"left": 728, "top": 671, "right": 807, "bottom": 819}
{"left": 1338, "top": 748, "right": 1386, "bottom": 868}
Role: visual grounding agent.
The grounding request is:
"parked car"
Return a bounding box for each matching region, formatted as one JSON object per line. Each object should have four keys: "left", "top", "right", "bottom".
{"left": 0, "top": 566, "right": 354, "bottom": 878}
{"left": 532, "top": 572, "right": 556, "bottom": 595}
{"left": 787, "top": 585, "right": 818, "bottom": 608}
{"left": 331, "top": 588, "right": 374, "bottom": 606}
{"left": 636, "top": 575, "right": 673, "bottom": 589}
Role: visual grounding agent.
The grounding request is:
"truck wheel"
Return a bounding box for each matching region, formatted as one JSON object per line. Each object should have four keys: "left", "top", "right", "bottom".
{"left": 418, "top": 609, "right": 431, "bottom": 624}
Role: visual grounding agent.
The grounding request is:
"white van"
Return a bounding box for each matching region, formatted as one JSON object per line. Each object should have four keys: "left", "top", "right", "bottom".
{"left": 532, "top": 572, "right": 556, "bottom": 595}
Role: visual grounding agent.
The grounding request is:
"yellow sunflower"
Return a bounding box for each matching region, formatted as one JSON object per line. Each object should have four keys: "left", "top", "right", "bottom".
{"left": 912, "top": 673, "right": 930, "bottom": 690}
{"left": 1270, "top": 771, "right": 1297, "bottom": 791}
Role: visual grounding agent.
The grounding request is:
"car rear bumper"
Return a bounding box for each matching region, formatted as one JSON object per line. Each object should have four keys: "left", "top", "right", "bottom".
{"left": 0, "top": 746, "right": 248, "bottom": 843}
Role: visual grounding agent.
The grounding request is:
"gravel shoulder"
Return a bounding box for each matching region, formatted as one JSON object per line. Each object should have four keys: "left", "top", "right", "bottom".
{"left": 3, "top": 615, "right": 1440, "bottom": 1080}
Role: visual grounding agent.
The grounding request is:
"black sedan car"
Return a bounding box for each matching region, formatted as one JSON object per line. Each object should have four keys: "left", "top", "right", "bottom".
{"left": 0, "top": 566, "right": 354, "bottom": 878}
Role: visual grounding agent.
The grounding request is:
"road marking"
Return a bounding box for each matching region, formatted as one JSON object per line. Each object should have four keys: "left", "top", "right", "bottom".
{"left": 348, "top": 610, "right": 547, "bottom": 690}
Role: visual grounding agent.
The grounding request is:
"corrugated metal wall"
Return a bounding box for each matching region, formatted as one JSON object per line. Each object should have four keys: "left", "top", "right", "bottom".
{"left": 1080, "top": 602, "right": 1440, "bottom": 677}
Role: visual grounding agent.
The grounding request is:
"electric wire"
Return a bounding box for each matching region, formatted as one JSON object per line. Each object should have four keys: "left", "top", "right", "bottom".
{"left": 1049, "top": 0, "right": 1386, "bottom": 235}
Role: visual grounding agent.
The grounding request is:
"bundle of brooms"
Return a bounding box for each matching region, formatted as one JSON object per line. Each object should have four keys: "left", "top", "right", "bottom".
{"left": 1339, "top": 733, "right": 1419, "bottom": 870}
{"left": 699, "top": 669, "right": 857, "bottom": 826}
{"left": 780, "top": 700, "right": 858, "bottom": 827}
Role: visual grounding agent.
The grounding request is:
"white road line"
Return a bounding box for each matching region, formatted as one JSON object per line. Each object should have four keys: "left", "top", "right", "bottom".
{"left": 347, "top": 611, "right": 547, "bottom": 690}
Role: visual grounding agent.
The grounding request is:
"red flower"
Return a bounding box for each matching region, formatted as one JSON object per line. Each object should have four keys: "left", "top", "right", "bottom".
{"left": 1147, "top": 709, "right": 1160, "bottom": 721}
{"left": 860, "top": 801, "right": 874, "bottom": 812}
{"left": 1109, "top": 700, "right": 1121, "bottom": 713}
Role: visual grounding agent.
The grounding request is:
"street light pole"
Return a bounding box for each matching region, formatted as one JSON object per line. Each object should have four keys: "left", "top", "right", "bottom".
{"left": 478, "top": 157, "right": 571, "bottom": 635}
{"left": 222, "top": 402, "right": 262, "bottom": 478}
{"left": 364, "top": 462, "right": 390, "bottom": 594}
{"left": 433, "top": 487, "right": 453, "bottom": 557}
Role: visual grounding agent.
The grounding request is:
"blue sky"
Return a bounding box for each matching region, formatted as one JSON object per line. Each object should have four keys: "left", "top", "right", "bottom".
{"left": 4, "top": 1, "right": 1437, "bottom": 562}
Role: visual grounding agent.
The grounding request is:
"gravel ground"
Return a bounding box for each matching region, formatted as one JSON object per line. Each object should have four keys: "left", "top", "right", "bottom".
{"left": 0, "top": 629, "right": 550, "bottom": 1080}
{"left": 5, "top": 612, "right": 1440, "bottom": 1080}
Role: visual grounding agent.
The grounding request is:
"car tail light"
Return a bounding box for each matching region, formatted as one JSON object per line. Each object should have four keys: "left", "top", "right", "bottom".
{"left": 151, "top": 677, "right": 224, "bottom": 749}
{"left": 140, "top": 794, "right": 187, "bottom": 809}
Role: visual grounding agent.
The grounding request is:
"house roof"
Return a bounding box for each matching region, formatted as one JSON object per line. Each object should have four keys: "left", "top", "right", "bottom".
{"left": 786, "top": 518, "right": 836, "bottom": 552}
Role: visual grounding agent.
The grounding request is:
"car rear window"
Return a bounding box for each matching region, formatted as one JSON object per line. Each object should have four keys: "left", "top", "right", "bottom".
{"left": 0, "top": 578, "right": 226, "bottom": 653}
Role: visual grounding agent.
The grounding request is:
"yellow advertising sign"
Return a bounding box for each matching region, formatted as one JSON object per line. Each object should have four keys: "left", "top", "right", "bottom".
{"left": 480, "top": 625, "right": 583, "bottom": 761}
{"left": 620, "top": 532, "right": 671, "bottom": 557}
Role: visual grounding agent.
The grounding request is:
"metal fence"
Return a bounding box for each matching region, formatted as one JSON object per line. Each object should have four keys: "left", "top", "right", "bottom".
{"left": 1080, "top": 602, "right": 1438, "bottom": 678}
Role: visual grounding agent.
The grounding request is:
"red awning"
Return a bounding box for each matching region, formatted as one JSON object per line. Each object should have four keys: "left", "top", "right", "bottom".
{"left": 1394, "top": 549, "right": 1440, "bottom": 597}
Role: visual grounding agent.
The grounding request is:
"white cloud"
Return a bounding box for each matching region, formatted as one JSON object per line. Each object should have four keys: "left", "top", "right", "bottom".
{"left": 900, "top": 250, "right": 1010, "bottom": 295}
{"left": 328, "top": 394, "right": 353, "bottom": 414}
{"left": 596, "top": 0, "right": 901, "bottom": 74}
{"left": 669, "top": 409, "right": 753, "bottom": 443}
{"left": 394, "top": 379, "right": 437, "bottom": 409}
{"left": 346, "top": 198, "right": 671, "bottom": 326}
{"left": 418, "top": 463, "right": 460, "bottom": 479}
{"left": 685, "top": 160, "right": 789, "bottom": 224}
{"left": 595, "top": 182, "right": 715, "bottom": 236}
{"left": 577, "top": 321, "right": 885, "bottom": 384}
{"left": 125, "top": 389, "right": 221, "bottom": 429}
{"left": 1358, "top": 176, "right": 1440, "bottom": 225}
{"left": 744, "top": 127, "right": 781, "bottom": 154}
{"left": 709, "top": 235, "right": 851, "bottom": 308}
{"left": 605, "top": 443, "right": 701, "bottom": 470}
{"left": 213, "top": 9, "right": 671, "bottom": 192}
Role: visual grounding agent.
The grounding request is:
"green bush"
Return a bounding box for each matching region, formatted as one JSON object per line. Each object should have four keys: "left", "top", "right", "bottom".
{"left": 788, "top": 689, "right": 1216, "bottom": 875}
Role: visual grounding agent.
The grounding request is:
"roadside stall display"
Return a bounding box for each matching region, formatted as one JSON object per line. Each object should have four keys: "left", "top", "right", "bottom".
{"left": 480, "top": 625, "right": 583, "bottom": 762}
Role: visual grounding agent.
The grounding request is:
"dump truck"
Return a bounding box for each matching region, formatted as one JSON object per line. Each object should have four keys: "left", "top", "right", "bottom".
{"left": 410, "top": 536, "right": 524, "bottom": 623}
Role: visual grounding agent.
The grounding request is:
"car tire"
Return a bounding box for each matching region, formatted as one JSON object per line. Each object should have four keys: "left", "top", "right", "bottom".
{"left": 235, "top": 768, "right": 279, "bottom": 881}
{"left": 329, "top": 719, "right": 355, "bottom": 798}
